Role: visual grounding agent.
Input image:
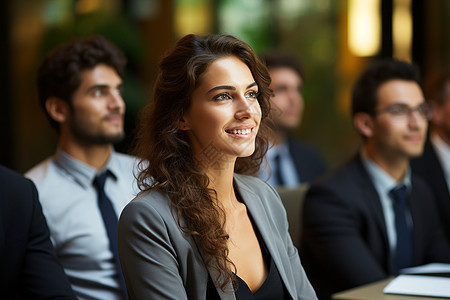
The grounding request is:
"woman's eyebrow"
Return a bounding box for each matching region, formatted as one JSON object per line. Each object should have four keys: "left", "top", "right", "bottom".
{"left": 207, "top": 85, "right": 235, "bottom": 94}
{"left": 207, "top": 82, "right": 257, "bottom": 94}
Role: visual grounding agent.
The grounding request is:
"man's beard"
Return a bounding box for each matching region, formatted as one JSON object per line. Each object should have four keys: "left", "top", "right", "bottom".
{"left": 69, "top": 118, "right": 125, "bottom": 145}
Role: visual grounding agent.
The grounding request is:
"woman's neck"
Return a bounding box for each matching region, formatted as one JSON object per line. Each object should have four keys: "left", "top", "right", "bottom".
{"left": 204, "top": 158, "right": 239, "bottom": 210}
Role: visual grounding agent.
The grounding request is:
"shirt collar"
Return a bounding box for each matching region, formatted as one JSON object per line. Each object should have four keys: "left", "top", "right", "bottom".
{"left": 361, "top": 148, "right": 412, "bottom": 194}
{"left": 54, "top": 148, "right": 118, "bottom": 188}
{"left": 266, "top": 141, "right": 290, "bottom": 161}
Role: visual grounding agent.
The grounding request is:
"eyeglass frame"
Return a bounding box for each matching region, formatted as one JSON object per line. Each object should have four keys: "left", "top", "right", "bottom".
{"left": 375, "top": 102, "right": 433, "bottom": 121}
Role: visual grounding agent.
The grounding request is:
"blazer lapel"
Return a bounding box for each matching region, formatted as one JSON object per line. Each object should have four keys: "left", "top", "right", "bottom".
{"left": 191, "top": 234, "right": 236, "bottom": 300}
{"left": 353, "top": 154, "right": 396, "bottom": 273}
{"left": 234, "top": 176, "right": 296, "bottom": 299}
{"left": 353, "top": 156, "right": 387, "bottom": 234}
{"left": 207, "top": 264, "right": 236, "bottom": 300}
{"left": 408, "top": 175, "right": 429, "bottom": 265}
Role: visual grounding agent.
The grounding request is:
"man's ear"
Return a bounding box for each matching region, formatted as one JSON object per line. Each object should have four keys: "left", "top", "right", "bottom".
{"left": 45, "top": 97, "right": 70, "bottom": 124}
{"left": 178, "top": 116, "right": 191, "bottom": 131}
{"left": 353, "top": 112, "right": 374, "bottom": 138}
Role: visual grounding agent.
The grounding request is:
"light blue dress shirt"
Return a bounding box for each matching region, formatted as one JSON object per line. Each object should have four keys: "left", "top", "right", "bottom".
{"left": 361, "top": 150, "right": 413, "bottom": 256}
{"left": 26, "top": 149, "right": 138, "bottom": 300}
{"left": 258, "top": 142, "right": 300, "bottom": 188}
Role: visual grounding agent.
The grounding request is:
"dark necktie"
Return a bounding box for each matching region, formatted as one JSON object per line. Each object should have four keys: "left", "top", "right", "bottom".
{"left": 274, "top": 153, "right": 285, "bottom": 187}
{"left": 93, "top": 171, "right": 127, "bottom": 299}
{"left": 390, "top": 185, "right": 413, "bottom": 271}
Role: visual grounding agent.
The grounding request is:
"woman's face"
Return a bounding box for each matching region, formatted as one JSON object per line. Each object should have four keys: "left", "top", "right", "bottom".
{"left": 181, "top": 55, "right": 262, "bottom": 167}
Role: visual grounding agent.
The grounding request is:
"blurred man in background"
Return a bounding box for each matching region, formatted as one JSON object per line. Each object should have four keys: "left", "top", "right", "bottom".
{"left": 411, "top": 69, "right": 450, "bottom": 243}
{"left": 26, "top": 35, "right": 137, "bottom": 300}
{"left": 258, "top": 52, "right": 326, "bottom": 188}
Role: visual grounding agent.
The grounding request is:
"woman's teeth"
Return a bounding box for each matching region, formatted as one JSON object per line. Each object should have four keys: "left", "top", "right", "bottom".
{"left": 229, "top": 128, "right": 251, "bottom": 135}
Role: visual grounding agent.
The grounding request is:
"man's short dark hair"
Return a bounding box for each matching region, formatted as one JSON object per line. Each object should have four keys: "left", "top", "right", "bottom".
{"left": 37, "top": 35, "right": 127, "bottom": 129}
{"left": 259, "top": 51, "right": 304, "bottom": 79}
{"left": 423, "top": 68, "right": 450, "bottom": 105}
{"left": 351, "top": 59, "right": 421, "bottom": 117}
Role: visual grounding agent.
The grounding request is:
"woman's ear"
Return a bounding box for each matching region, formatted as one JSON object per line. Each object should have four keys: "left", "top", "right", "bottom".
{"left": 178, "top": 117, "right": 191, "bottom": 131}
{"left": 45, "top": 97, "right": 70, "bottom": 124}
{"left": 353, "top": 112, "right": 374, "bottom": 138}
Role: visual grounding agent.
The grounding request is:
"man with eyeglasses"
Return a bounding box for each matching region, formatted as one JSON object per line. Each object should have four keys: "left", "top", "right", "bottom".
{"left": 299, "top": 59, "right": 450, "bottom": 300}
{"left": 411, "top": 69, "right": 450, "bottom": 244}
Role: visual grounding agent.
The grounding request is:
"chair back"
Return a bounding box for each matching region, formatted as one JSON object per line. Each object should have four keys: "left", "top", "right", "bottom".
{"left": 276, "top": 183, "right": 310, "bottom": 249}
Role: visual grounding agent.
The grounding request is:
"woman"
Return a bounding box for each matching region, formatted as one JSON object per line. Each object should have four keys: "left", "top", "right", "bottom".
{"left": 118, "top": 34, "right": 317, "bottom": 300}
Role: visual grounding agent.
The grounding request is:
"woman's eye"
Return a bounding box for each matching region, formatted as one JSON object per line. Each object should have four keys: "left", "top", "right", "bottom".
{"left": 246, "top": 90, "right": 258, "bottom": 99}
{"left": 213, "top": 93, "right": 231, "bottom": 101}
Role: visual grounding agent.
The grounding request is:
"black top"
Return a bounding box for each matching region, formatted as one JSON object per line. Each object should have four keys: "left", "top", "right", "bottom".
{"left": 206, "top": 221, "right": 288, "bottom": 299}
{"left": 234, "top": 252, "right": 288, "bottom": 299}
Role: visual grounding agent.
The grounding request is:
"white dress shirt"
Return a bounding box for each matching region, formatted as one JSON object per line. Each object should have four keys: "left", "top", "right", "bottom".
{"left": 258, "top": 142, "right": 300, "bottom": 188}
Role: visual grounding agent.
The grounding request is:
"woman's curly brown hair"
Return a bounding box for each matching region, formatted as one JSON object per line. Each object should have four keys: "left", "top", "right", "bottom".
{"left": 133, "top": 34, "right": 272, "bottom": 291}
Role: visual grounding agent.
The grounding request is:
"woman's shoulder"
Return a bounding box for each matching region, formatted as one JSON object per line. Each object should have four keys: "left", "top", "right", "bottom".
{"left": 121, "top": 189, "right": 173, "bottom": 222}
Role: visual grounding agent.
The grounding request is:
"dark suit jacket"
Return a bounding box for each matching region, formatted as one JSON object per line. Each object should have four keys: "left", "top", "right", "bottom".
{"left": 300, "top": 154, "right": 450, "bottom": 299}
{"left": 287, "top": 138, "right": 327, "bottom": 183}
{"left": 411, "top": 139, "right": 450, "bottom": 243}
{"left": 0, "top": 165, "right": 76, "bottom": 299}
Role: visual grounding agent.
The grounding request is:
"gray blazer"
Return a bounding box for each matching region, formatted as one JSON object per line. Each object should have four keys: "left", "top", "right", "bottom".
{"left": 118, "top": 173, "right": 317, "bottom": 299}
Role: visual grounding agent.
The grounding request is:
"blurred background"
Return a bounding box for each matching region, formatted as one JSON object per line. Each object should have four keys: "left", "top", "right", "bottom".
{"left": 1, "top": 0, "right": 449, "bottom": 173}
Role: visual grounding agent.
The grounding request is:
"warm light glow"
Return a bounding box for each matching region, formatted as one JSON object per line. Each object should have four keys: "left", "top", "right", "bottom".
{"left": 348, "top": 0, "right": 381, "bottom": 57}
{"left": 75, "top": 0, "right": 102, "bottom": 14}
{"left": 174, "top": 1, "right": 212, "bottom": 37}
{"left": 393, "top": 0, "right": 413, "bottom": 62}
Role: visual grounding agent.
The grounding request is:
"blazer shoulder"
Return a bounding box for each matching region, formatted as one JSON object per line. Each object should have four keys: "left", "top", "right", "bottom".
{"left": 306, "top": 156, "right": 371, "bottom": 203}
{"left": 410, "top": 141, "right": 438, "bottom": 170}
{"left": 122, "top": 190, "right": 172, "bottom": 219}
{"left": 287, "top": 139, "right": 328, "bottom": 179}
{"left": 288, "top": 139, "right": 321, "bottom": 155}
{"left": 310, "top": 158, "right": 359, "bottom": 189}
{"left": 411, "top": 173, "right": 434, "bottom": 197}
{"left": 0, "top": 165, "right": 37, "bottom": 208}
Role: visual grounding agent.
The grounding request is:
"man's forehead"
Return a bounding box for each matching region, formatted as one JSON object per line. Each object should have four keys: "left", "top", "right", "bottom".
{"left": 376, "top": 80, "right": 423, "bottom": 103}
{"left": 79, "top": 65, "right": 122, "bottom": 87}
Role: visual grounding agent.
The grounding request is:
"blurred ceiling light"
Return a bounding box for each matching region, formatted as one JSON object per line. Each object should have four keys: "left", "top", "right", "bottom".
{"left": 174, "top": 0, "right": 212, "bottom": 37}
{"left": 76, "top": 0, "right": 101, "bottom": 14}
{"left": 393, "top": 0, "right": 412, "bottom": 62}
{"left": 348, "top": 0, "right": 381, "bottom": 57}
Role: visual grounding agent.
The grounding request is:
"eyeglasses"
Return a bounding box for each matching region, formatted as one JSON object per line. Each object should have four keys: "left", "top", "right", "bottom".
{"left": 376, "top": 103, "right": 433, "bottom": 121}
